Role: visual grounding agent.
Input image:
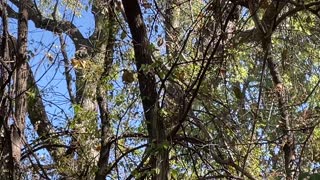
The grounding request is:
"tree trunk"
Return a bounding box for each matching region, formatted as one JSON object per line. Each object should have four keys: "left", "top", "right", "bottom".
{"left": 122, "top": 0, "right": 169, "bottom": 179}
{"left": 95, "top": 2, "right": 117, "bottom": 179}
{"left": 1, "top": 3, "right": 15, "bottom": 179}
{"left": 246, "top": 1, "right": 295, "bottom": 178}
{"left": 263, "top": 37, "right": 294, "bottom": 179}
{"left": 12, "top": 0, "right": 28, "bottom": 178}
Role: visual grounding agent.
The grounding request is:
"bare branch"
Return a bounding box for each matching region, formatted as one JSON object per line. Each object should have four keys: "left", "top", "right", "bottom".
{"left": 7, "top": 0, "right": 91, "bottom": 49}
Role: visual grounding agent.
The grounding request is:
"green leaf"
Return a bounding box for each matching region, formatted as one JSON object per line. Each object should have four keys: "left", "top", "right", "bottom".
{"left": 120, "top": 31, "right": 127, "bottom": 40}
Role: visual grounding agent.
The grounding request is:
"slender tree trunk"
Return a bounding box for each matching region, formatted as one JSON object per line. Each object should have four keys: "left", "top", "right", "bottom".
{"left": 1, "top": 2, "right": 14, "bottom": 179}
{"left": 122, "top": 0, "right": 169, "bottom": 179}
{"left": 246, "top": 1, "right": 294, "bottom": 178}
{"left": 11, "top": 0, "right": 28, "bottom": 178}
{"left": 95, "top": 3, "right": 117, "bottom": 179}
{"left": 262, "top": 37, "right": 294, "bottom": 179}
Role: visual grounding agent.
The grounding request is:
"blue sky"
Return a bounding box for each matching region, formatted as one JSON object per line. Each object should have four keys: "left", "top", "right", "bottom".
{"left": 7, "top": 1, "right": 161, "bottom": 178}
{"left": 6, "top": 3, "right": 97, "bottom": 172}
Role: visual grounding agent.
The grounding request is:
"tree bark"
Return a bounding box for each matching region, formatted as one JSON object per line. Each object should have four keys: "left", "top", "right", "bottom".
{"left": 263, "top": 37, "right": 294, "bottom": 179}
{"left": 3, "top": 0, "right": 116, "bottom": 178}
{"left": 0, "top": 2, "right": 14, "bottom": 179}
{"left": 122, "top": 0, "right": 169, "bottom": 179}
{"left": 246, "top": 1, "right": 295, "bottom": 178}
{"left": 12, "top": 0, "right": 28, "bottom": 178}
{"left": 95, "top": 2, "right": 117, "bottom": 179}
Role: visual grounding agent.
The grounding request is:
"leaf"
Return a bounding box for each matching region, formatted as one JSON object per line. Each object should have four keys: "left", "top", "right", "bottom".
{"left": 171, "top": 169, "right": 178, "bottom": 179}
{"left": 120, "top": 31, "right": 127, "bottom": 40}
{"left": 71, "top": 58, "right": 86, "bottom": 69}
{"left": 147, "top": 43, "right": 158, "bottom": 52}
{"left": 122, "top": 69, "right": 135, "bottom": 83}
{"left": 155, "top": 168, "right": 160, "bottom": 175}
{"left": 46, "top": 53, "right": 54, "bottom": 62}
{"left": 95, "top": 145, "right": 101, "bottom": 151}
{"left": 157, "top": 37, "right": 164, "bottom": 46}
{"left": 141, "top": 0, "right": 152, "bottom": 9}
{"left": 232, "top": 86, "right": 243, "bottom": 100}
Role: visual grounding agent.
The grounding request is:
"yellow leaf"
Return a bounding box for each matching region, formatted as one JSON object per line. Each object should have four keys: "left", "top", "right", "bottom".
{"left": 95, "top": 145, "right": 101, "bottom": 151}
{"left": 71, "top": 58, "right": 86, "bottom": 69}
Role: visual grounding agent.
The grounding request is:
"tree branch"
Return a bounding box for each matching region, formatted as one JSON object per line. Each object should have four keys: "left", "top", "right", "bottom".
{"left": 6, "top": 0, "right": 91, "bottom": 49}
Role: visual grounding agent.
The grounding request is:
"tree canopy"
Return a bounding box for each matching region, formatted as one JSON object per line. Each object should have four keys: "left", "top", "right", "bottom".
{"left": 1, "top": 0, "right": 320, "bottom": 179}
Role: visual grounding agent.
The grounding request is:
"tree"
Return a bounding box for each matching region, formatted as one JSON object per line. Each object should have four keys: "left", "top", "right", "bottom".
{"left": 1, "top": 0, "right": 320, "bottom": 179}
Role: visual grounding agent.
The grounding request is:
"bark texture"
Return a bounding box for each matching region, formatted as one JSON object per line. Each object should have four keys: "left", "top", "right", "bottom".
{"left": 0, "top": 2, "right": 14, "bottom": 179}
{"left": 122, "top": 0, "right": 169, "bottom": 179}
{"left": 11, "top": 1, "right": 29, "bottom": 178}
{"left": 95, "top": 2, "right": 117, "bottom": 180}
{"left": 247, "top": 1, "right": 295, "bottom": 178}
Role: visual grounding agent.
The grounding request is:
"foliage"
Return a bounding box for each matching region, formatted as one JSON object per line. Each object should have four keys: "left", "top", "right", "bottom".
{"left": 1, "top": 0, "right": 320, "bottom": 179}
